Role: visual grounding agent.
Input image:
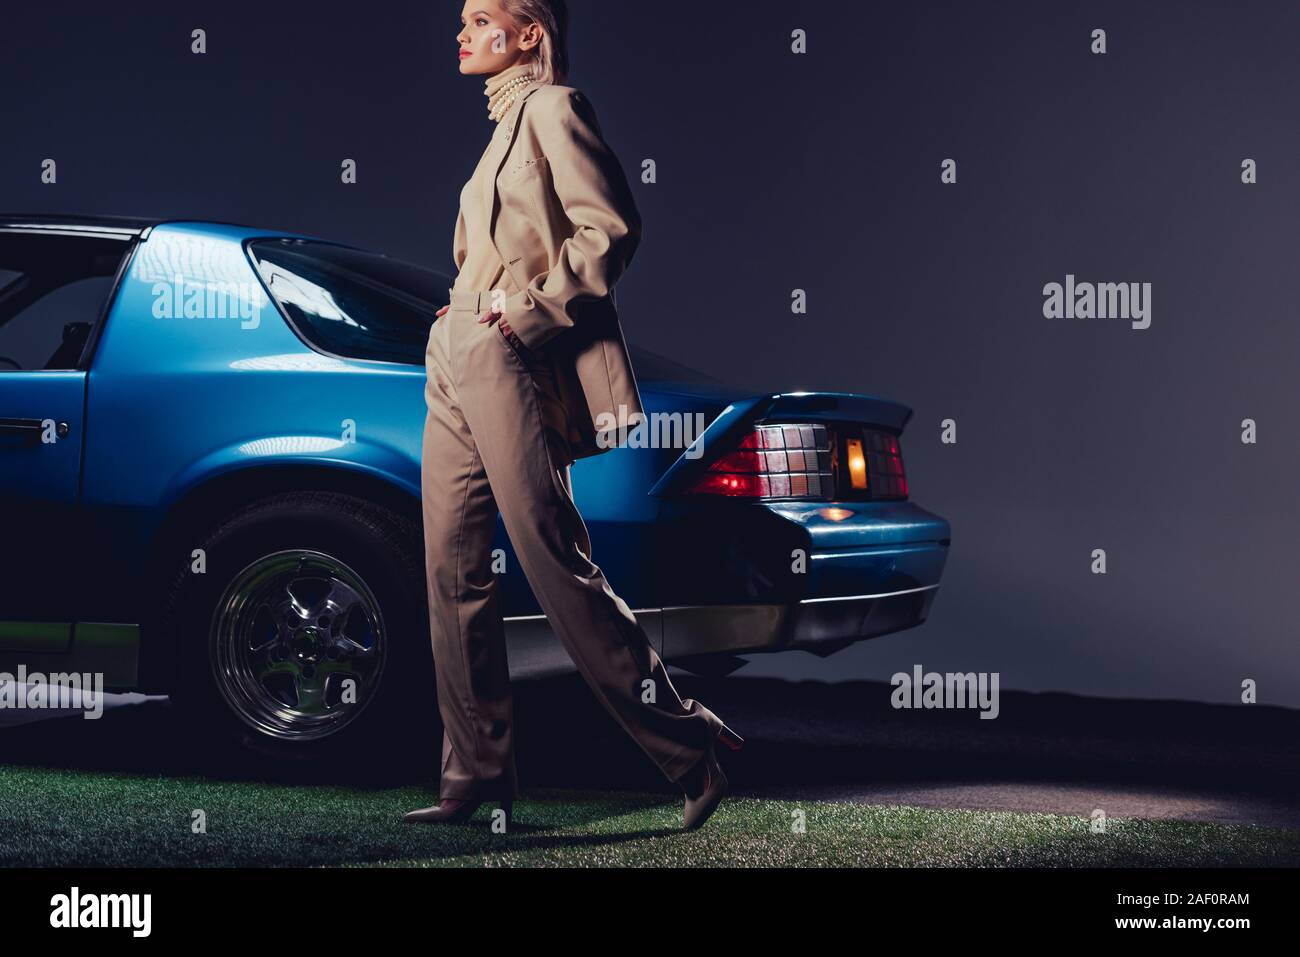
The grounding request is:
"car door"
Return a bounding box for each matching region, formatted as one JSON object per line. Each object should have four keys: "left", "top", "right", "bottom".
{"left": 0, "top": 226, "right": 136, "bottom": 648}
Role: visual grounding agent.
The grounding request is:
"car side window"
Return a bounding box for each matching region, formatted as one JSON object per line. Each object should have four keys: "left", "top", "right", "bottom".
{"left": 249, "top": 238, "right": 451, "bottom": 366}
{"left": 0, "top": 234, "right": 131, "bottom": 372}
{"left": 0, "top": 276, "right": 115, "bottom": 371}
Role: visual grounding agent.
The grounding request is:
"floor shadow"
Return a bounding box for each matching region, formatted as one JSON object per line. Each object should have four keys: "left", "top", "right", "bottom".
{"left": 1, "top": 674, "right": 1296, "bottom": 826}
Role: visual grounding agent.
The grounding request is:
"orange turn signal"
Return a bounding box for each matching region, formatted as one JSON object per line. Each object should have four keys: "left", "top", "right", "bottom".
{"left": 846, "top": 437, "right": 868, "bottom": 490}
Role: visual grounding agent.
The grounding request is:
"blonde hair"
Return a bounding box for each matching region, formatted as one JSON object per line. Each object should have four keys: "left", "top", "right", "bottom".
{"left": 501, "top": 0, "right": 569, "bottom": 85}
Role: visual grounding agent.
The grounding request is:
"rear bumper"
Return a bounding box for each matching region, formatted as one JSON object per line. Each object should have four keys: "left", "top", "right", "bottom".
{"left": 643, "top": 496, "right": 950, "bottom": 664}
{"left": 506, "top": 497, "right": 951, "bottom": 678}
{"left": 504, "top": 585, "right": 940, "bottom": 680}
{"left": 653, "top": 497, "right": 951, "bottom": 603}
{"left": 661, "top": 584, "right": 940, "bottom": 661}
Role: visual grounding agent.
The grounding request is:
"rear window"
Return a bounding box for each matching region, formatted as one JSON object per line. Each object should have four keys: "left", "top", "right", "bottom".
{"left": 249, "top": 238, "right": 451, "bottom": 364}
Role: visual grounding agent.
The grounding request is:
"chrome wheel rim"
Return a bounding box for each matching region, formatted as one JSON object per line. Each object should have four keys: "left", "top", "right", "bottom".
{"left": 209, "top": 549, "right": 387, "bottom": 741}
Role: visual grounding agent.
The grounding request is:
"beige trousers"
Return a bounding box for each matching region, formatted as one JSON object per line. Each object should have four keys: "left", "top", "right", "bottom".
{"left": 421, "top": 289, "right": 721, "bottom": 800}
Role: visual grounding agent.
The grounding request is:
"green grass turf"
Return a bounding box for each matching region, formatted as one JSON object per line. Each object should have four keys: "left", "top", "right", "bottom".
{"left": 2, "top": 764, "right": 1297, "bottom": 867}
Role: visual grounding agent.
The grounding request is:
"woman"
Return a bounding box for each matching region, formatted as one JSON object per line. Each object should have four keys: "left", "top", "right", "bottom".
{"left": 403, "top": 0, "right": 742, "bottom": 831}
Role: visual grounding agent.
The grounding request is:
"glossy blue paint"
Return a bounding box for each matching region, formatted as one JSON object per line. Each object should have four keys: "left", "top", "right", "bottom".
{"left": 5, "top": 219, "right": 951, "bottom": 685}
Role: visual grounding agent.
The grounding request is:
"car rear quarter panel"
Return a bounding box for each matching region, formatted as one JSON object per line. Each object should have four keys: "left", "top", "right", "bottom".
{"left": 78, "top": 224, "right": 662, "bottom": 623}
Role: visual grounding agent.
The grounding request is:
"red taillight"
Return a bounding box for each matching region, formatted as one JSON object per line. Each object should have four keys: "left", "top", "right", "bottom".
{"left": 684, "top": 472, "right": 770, "bottom": 497}
{"left": 861, "top": 428, "right": 907, "bottom": 498}
{"left": 681, "top": 422, "right": 908, "bottom": 501}
{"left": 683, "top": 423, "right": 833, "bottom": 500}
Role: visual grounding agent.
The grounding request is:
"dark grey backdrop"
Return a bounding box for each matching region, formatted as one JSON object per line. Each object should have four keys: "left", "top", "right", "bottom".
{"left": 3, "top": 1, "right": 1295, "bottom": 706}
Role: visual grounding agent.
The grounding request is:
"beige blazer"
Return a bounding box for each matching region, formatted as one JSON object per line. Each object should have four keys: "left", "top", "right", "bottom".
{"left": 453, "top": 82, "right": 645, "bottom": 460}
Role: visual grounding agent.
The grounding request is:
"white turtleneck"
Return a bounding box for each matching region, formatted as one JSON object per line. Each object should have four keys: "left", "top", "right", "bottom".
{"left": 484, "top": 60, "right": 536, "bottom": 122}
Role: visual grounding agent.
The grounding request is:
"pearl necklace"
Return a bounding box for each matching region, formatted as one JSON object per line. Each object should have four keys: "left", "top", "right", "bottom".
{"left": 488, "top": 72, "right": 534, "bottom": 122}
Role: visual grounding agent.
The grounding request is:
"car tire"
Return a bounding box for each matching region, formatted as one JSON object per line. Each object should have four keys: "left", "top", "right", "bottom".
{"left": 159, "top": 490, "right": 439, "bottom": 778}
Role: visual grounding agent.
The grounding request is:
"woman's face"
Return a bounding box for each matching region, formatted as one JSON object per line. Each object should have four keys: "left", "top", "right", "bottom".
{"left": 457, "top": 2, "right": 530, "bottom": 75}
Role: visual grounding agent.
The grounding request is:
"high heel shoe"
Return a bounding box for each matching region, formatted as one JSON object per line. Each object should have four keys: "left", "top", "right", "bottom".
{"left": 680, "top": 721, "right": 744, "bottom": 830}
{"left": 403, "top": 797, "right": 513, "bottom": 826}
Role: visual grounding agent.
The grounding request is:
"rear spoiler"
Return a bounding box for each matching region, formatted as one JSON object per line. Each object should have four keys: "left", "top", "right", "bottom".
{"left": 648, "top": 391, "right": 913, "bottom": 497}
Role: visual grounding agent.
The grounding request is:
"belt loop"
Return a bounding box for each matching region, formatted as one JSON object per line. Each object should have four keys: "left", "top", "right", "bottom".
{"left": 474, "top": 291, "right": 482, "bottom": 314}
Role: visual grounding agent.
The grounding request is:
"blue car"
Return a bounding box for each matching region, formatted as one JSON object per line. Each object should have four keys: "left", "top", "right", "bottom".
{"left": 0, "top": 214, "right": 951, "bottom": 764}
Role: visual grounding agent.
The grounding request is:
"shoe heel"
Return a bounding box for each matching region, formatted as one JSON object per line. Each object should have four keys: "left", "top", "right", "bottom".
{"left": 717, "top": 722, "right": 744, "bottom": 752}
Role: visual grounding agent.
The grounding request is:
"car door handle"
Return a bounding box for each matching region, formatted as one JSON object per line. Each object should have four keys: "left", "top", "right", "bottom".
{"left": 0, "top": 417, "right": 69, "bottom": 441}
